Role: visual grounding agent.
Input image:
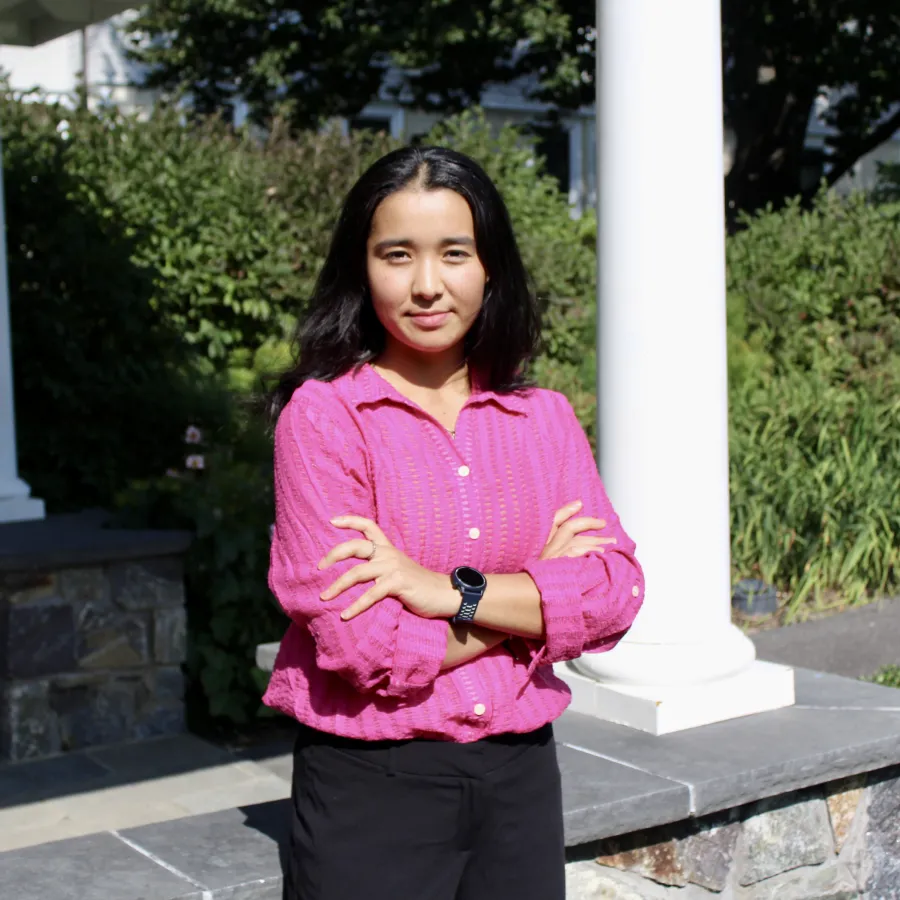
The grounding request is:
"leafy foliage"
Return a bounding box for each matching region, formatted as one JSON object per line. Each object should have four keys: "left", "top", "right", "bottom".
{"left": 3, "top": 92, "right": 232, "bottom": 510}
{"left": 727, "top": 191, "right": 900, "bottom": 620}
{"left": 116, "top": 424, "right": 282, "bottom": 729}
{"left": 868, "top": 665, "right": 900, "bottom": 688}
{"left": 60, "top": 106, "right": 302, "bottom": 363}
{"left": 127, "top": 0, "right": 573, "bottom": 126}
{"left": 130, "top": 1, "right": 900, "bottom": 217}
{"left": 721, "top": 3, "right": 900, "bottom": 220}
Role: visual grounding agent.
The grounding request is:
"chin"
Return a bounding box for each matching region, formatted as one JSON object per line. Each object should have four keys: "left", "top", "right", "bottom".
{"left": 398, "top": 328, "right": 465, "bottom": 355}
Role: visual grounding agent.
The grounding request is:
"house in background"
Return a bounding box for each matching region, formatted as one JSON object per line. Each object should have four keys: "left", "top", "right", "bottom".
{"left": 0, "top": 10, "right": 897, "bottom": 213}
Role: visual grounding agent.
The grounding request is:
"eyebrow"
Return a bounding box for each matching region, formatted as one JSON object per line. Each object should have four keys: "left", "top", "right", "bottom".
{"left": 372, "top": 236, "right": 476, "bottom": 252}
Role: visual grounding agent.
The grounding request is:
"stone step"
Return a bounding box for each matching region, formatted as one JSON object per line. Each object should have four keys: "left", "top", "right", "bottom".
{"left": 1, "top": 669, "right": 899, "bottom": 898}
{"left": 0, "top": 733, "right": 292, "bottom": 853}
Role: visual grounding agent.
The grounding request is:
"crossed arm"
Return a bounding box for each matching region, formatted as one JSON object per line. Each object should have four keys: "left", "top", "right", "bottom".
{"left": 441, "top": 574, "right": 547, "bottom": 669}
{"left": 270, "top": 389, "right": 644, "bottom": 698}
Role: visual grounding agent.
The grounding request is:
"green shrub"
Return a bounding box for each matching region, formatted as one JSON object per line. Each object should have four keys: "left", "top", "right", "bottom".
{"left": 61, "top": 107, "right": 303, "bottom": 365}
{"left": 868, "top": 665, "right": 900, "bottom": 688}
{"left": 3, "top": 93, "right": 233, "bottom": 511}
{"left": 727, "top": 191, "right": 900, "bottom": 619}
{"left": 115, "top": 417, "right": 281, "bottom": 729}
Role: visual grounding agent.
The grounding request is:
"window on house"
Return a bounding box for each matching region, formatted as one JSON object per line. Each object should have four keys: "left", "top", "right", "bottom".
{"left": 349, "top": 116, "right": 393, "bottom": 135}
{"left": 532, "top": 123, "right": 570, "bottom": 194}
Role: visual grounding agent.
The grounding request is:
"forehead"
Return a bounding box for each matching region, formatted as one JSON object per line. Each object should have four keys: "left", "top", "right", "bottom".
{"left": 369, "top": 188, "right": 474, "bottom": 238}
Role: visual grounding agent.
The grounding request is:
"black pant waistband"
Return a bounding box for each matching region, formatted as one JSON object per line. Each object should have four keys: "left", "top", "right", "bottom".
{"left": 295, "top": 721, "right": 552, "bottom": 753}
{"left": 293, "top": 721, "right": 554, "bottom": 780}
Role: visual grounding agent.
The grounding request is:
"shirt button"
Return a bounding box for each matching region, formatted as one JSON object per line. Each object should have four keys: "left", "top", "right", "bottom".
{"left": 632, "top": 585, "right": 640, "bottom": 597}
{"left": 457, "top": 465, "right": 470, "bottom": 477}
{"left": 468, "top": 527, "right": 480, "bottom": 540}
{"left": 473, "top": 703, "right": 486, "bottom": 716}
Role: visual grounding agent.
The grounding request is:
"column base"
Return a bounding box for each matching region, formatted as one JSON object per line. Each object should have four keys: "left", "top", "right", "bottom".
{"left": 555, "top": 659, "right": 795, "bottom": 735}
{"left": 0, "top": 494, "right": 45, "bottom": 524}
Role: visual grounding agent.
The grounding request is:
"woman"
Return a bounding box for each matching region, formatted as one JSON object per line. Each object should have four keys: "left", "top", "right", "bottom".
{"left": 266, "top": 146, "right": 644, "bottom": 900}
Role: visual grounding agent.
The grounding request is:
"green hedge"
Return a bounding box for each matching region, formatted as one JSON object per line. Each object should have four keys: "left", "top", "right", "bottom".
{"left": 727, "top": 191, "right": 900, "bottom": 618}
{"left": 6, "top": 90, "right": 897, "bottom": 727}
{"left": 3, "top": 95, "right": 234, "bottom": 510}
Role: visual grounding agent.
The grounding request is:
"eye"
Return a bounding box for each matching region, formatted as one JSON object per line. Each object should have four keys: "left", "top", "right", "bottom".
{"left": 445, "top": 249, "right": 470, "bottom": 261}
{"left": 384, "top": 249, "right": 410, "bottom": 261}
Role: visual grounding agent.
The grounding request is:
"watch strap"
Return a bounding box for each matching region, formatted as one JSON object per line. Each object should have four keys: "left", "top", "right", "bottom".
{"left": 450, "top": 568, "right": 487, "bottom": 624}
{"left": 452, "top": 592, "right": 482, "bottom": 624}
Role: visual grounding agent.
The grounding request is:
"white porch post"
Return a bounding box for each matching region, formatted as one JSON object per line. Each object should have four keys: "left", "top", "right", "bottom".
{"left": 0, "top": 134, "right": 44, "bottom": 523}
{"left": 558, "top": 0, "right": 794, "bottom": 734}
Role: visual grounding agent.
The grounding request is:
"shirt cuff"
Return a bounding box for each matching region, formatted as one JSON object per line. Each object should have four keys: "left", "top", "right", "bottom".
{"left": 522, "top": 556, "right": 587, "bottom": 665}
{"left": 382, "top": 612, "right": 449, "bottom": 697}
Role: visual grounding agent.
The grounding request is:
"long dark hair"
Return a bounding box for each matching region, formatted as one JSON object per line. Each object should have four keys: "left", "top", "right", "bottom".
{"left": 268, "top": 146, "right": 542, "bottom": 418}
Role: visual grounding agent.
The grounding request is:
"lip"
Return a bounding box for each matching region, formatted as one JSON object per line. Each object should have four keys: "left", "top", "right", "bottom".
{"left": 409, "top": 312, "right": 451, "bottom": 329}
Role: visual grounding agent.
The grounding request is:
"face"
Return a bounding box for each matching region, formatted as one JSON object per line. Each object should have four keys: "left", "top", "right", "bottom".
{"left": 366, "top": 187, "right": 487, "bottom": 361}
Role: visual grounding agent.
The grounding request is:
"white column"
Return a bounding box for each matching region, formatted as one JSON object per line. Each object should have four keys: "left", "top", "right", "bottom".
{"left": 556, "top": 0, "right": 793, "bottom": 734}
{"left": 0, "top": 135, "right": 45, "bottom": 523}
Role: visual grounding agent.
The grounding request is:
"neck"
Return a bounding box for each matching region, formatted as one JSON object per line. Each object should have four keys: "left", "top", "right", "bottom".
{"left": 374, "top": 342, "right": 469, "bottom": 394}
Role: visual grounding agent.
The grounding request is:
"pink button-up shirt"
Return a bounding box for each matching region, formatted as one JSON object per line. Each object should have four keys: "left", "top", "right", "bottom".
{"left": 263, "top": 363, "right": 644, "bottom": 742}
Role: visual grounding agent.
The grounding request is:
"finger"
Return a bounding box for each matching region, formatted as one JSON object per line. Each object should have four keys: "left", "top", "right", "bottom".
{"left": 551, "top": 500, "right": 583, "bottom": 528}
{"left": 330, "top": 515, "right": 391, "bottom": 546}
{"left": 318, "top": 539, "right": 375, "bottom": 570}
{"left": 341, "top": 583, "right": 391, "bottom": 620}
{"left": 564, "top": 536, "right": 616, "bottom": 554}
{"left": 558, "top": 516, "right": 608, "bottom": 538}
{"left": 545, "top": 500, "right": 583, "bottom": 545}
{"left": 320, "top": 562, "right": 378, "bottom": 601}
{"left": 563, "top": 544, "right": 606, "bottom": 558}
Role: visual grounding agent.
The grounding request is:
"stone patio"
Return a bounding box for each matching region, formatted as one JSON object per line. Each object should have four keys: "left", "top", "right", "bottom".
{"left": 0, "top": 667, "right": 899, "bottom": 898}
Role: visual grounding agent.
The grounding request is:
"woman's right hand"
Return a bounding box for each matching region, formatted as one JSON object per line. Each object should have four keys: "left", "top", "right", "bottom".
{"left": 540, "top": 500, "right": 617, "bottom": 560}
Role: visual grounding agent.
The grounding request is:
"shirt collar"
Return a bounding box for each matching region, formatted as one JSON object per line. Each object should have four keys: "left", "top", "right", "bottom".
{"left": 338, "top": 363, "right": 530, "bottom": 415}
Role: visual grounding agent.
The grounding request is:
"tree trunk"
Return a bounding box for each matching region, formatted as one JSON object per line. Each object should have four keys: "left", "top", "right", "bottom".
{"left": 724, "top": 84, "right": 819, "bottom": 228}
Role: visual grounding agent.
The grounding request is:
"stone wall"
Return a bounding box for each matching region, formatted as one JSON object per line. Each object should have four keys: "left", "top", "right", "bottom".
{"left": 566, "top": 765, "right": 900, "bottom": 900}
{"left": 0, "top": 557, "right": 188, "bottom": 761}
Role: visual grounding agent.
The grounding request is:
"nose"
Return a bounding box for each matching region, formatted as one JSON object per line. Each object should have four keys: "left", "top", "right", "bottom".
{"left": 411, "top": 256, "right": 443, "bottom": 300}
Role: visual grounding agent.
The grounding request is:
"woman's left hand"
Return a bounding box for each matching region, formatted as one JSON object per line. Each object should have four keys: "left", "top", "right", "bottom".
{"left": 318, "top": 515, "right": 458, "bottom": 621}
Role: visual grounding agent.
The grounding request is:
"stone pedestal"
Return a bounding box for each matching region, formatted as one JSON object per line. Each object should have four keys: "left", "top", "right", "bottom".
{"left": 0, "top": 514, "right": 192, "bottom": 760}
{"left": 559, "top": 660, "right": 796, "bottom": 735}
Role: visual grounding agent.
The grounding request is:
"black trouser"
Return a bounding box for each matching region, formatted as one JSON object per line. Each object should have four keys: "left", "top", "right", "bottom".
{"left": 283, "top": 722, "right": 566, "bottom": 900}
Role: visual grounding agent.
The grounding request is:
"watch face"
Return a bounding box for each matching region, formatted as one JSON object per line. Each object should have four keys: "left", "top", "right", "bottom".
{"left": 455, "top": 566, "right": 487, "bottom": 589}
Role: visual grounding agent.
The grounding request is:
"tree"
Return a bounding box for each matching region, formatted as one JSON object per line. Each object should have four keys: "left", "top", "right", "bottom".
{"left": 721, "top": 3, "right": 900, "bottom": 218}
{"left": 128, "top": 1, "right": 900, "bottom": 217}
{"left": 126, "top": 1, "right": 571, "bottom": 124}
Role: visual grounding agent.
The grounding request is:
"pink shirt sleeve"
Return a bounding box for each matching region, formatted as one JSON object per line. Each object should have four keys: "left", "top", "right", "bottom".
{"left": 269, "top": 389, "right": 449, "bottom": 698}
{"left": 521, "top": 394, "right": 645, "bottom": 668}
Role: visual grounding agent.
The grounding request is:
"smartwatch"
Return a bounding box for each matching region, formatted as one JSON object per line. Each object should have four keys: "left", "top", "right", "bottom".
{"left": 450, "top": 566, "right": 488, "bottom": 623}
